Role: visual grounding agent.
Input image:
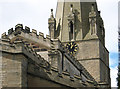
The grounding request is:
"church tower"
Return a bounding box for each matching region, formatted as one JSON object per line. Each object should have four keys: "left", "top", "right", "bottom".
{"left": 53, "top": 0, "right": 111, "bottom": 87}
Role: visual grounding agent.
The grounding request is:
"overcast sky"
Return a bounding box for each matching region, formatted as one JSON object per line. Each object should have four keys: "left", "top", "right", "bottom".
{"left": 0, "top": 0, "right": 119, "bottom": 87}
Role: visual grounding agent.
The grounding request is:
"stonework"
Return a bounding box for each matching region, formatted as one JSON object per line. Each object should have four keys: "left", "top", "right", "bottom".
{"left": 0, "top": 0, "right": 111, "bottom": 88}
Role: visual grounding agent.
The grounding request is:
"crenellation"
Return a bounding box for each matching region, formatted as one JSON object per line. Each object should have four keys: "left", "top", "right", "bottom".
{"left": 15, "top": 24, "right": 23, "bottom": 31}
{"left": 1, "top": 32, "right": 7, "bottom": 39}
{"left": 39, "top": 32, "right": 44, "bottom": 37}
{"left": 8, "top": 28, "right": 14, "bottom": 35}
{"left": 15, "top": 24, "right": 23, "bottom": 28}
{"left": 32, "top": 29, "right": 37, "bottom": 36}
{"left": 2, "top": 25, "right": 52, "bottom": 50}
{"left": 46, "top": 35, "right": 51, "bottom": 39}
{"left": 38, "top": 32, "right": 45, "bottom": 40}
{"left": 25, "top": 26, "right": 30, "bottom": 33}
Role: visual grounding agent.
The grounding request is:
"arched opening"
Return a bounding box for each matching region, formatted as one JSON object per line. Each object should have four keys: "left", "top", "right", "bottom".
{"left": 70, "top": 21, "right": 73, "bottom": 34}
{"left": 69, "top": 21, "right": 74, "bottom": 40}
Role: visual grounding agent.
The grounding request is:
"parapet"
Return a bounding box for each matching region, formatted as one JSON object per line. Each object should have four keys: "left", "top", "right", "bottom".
{"left": 1, "top": 24, "right": 52, "bottom": 49}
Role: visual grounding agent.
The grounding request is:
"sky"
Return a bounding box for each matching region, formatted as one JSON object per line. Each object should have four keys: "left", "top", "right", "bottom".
{"left": 0, "top": 0, "right": 119, "bottom": 87}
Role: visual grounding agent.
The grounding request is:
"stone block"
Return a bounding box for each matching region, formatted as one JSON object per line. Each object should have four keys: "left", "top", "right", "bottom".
{"left": 25, "top": 26, "right": 30, "bottom": 33}
{"left": 8, "top": 28, "right": 14, "bottom": 35}
{"left": 15, "top": 24, "right": 23, "bottom": 31}
{"left": 1, "top": 32, "right": 7, "bottom": 39}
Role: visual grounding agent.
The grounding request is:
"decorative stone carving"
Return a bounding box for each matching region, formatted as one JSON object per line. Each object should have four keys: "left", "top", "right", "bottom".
{"left": 67, "top": 4, "right": 75, "bottom": 41}
{"left": 89, "top": 4, "right": 97, "bottom": 35}
{"left": 48, "top": 9, "right": 56, "bottom": 39}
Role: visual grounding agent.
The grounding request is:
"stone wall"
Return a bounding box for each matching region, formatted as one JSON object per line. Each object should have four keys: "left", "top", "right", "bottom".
{"left": 79, "top": 59, "right": 100, "bottom": 82}
{"left": 0, "top": 39, "right": 96, "bottom": 88}
{"left": 76, "top": 39, "right": 99, "bottom": 60}
{"left": 27, "top": 75, "right": 71, "bottom": 88}
{"left": 62, "top": 39, "right": 110, "bottom": 86}
{"left": 1, "top": 52, "right": 27, "bottom": 87}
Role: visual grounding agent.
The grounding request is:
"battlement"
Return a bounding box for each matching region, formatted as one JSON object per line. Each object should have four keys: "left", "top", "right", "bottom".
{"left": 0, "top": 24, "right": 97, "bottom": 85}
{"left": 1, "top": 24, "right": 52, "bottom": 49}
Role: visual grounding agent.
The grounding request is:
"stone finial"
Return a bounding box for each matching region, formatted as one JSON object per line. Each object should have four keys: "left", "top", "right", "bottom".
{"left": 50, "top": 9, "right": 54, "bottom": 18}
{"left": 89, "top": 4, "right": 96, "bottom": 18}
{"left": 48, "top": 9, "right": 56, "bottom": 22}
{"left": 70, "top": 4, "right": 73, "bottom": 13}
{"left": 48, "top": 9, "right": 56, "bottom": 39}
{"left": 91, "top": 4, "right": 94, "bottom": 12}
{"left": 68, "top": 4, "right": 75, "bottom": 22}
{"left": 98, "top": 11, "right": 101, "bottom": 14}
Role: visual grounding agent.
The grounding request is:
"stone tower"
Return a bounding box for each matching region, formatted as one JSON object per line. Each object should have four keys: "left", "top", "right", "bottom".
{"left": 53, "top": 0, "right": 110, "bottom": 86}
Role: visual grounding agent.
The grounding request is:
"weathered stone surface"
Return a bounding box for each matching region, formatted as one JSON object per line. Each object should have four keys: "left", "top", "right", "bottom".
{"left": 0, "top": 0, "right": 110, "bottom": 88}
{"left": 8, "top": 28, "right": 14, "bottom": 35}
{"left": 24, "top": 26, "right": 30, "bottom": 33}
{"left": 56, "top": 0, "right": 110, "bottom": 87}
{"left": 1, "top": 53, "right": 27, "bottom": 87}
